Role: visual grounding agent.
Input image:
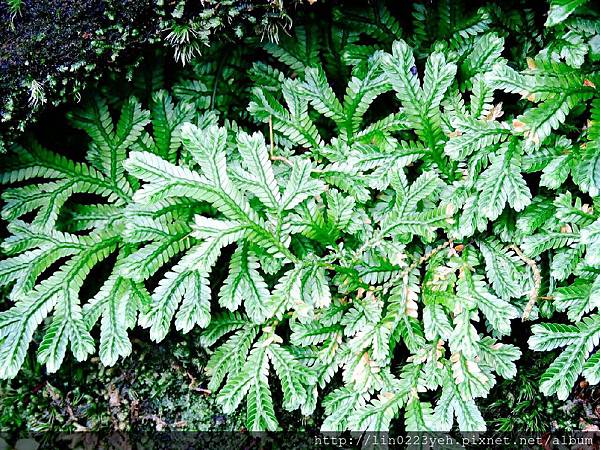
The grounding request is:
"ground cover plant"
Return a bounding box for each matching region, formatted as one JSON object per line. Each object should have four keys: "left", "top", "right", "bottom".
{"left": 1, "top": 0, "right": 600, "bottom": 436}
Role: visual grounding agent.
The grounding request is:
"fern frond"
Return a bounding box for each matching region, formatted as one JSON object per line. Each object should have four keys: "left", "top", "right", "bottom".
{"left": 530, "top": 314, "right": 600, "bottom": 399}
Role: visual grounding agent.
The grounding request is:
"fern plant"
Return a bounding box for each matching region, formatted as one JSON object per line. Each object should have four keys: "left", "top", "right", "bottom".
{"left": 0, "top": 93, "right": 194, "bottom": 376}
{"left": 1, "top": 0, "right": 600, "bottom": 435}
{"left": 524, "top": 113, "right": 600, "bottom": 400}
{"left": 120, "top": 12, "right": 529, "bottom": 431}
{"left": 439, "top": 1, "right": 600, "bottom": 405}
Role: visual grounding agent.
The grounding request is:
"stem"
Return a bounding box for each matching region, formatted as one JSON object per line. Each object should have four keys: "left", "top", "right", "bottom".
{"left": 210, "top": 48, "right": 230, "bottom": 109}
{"left": 509, "top": 244, "right": 541, "bottom": 321}
{"left": 381, "top": 240, "right": 454, "bottom": 294}
{"left": 269, "top": 115, "right": 275, "bottom": 158}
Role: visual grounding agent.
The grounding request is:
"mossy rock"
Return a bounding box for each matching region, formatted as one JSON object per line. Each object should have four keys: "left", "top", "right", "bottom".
{"left": 0, "top": 0, "right": 303, "bottom": 146}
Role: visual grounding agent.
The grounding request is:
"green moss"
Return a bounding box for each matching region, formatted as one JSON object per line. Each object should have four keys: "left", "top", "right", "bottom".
{"left": 0, "top": 0, "right": 305, "bottom": 148}
{"left": 481, "top": 351, "right": 578, "bottom": 432}
{"left": 0, "top": 332, "right": 242, "bottom": 437}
